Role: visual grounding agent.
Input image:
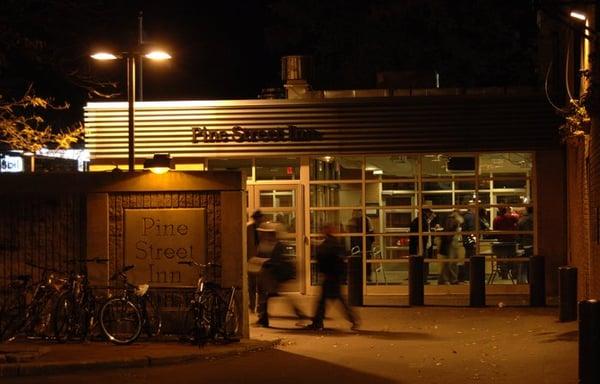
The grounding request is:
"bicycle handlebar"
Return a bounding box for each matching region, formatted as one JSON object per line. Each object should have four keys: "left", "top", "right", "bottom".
{"left": 177, "top": 260, "right": 221, "bottom": 269}
{"left": 24, "top": 261, "right": 61, "bottom": 274}
{"left": 67, "top": 258, "right": 109, "bottom": 264}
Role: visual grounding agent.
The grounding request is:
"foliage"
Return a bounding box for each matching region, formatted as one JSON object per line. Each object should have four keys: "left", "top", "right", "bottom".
{"left": 0, "top": 90, "right": 83, "bottom": 153}
{"left": 559, "top": 97, "right": 591, "bottom": 141}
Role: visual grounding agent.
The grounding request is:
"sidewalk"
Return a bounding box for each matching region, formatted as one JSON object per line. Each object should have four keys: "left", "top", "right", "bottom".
{"left": 0, "top": 338, "right": 279, "bottom": 378}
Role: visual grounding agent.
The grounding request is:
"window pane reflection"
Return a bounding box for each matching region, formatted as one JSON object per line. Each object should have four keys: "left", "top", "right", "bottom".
{"left": 310, "top": 156, "right": 363, "bottom": 180}
{"left": 310, "top": 183, "right": 362, "bottom": 207}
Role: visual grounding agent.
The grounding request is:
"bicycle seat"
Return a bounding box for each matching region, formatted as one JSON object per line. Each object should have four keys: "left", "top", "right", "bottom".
{"left": 135, "top": 284, "right": 149, "bottom": 296}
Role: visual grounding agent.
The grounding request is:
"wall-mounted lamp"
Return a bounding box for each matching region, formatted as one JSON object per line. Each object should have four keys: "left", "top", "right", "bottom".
{"left": 143, "top": 153, "right": 174, "bottom": 174}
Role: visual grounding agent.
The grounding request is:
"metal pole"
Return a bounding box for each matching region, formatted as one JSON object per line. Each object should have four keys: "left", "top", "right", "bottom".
{"left": 408, "top": 255, "right": 424, "bottom": 306}
{"left": 469, "top": 255, "right": 486, "bottom": 307}
{"left": 559, "top": 266, "right": 578, "bottom": 321}
{"left": 127, "top": 55, "right": 136, "bottom": 172}
{"left": 579, "top": 299, "right": 600, "bottom": 383}
{"left": 138, "top": 11, "right": 144, "bottom": 101}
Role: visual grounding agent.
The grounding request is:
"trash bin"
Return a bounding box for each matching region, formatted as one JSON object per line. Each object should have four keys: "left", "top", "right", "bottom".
{"left": 347, "top": 255, "right": 363, "bottom": 306}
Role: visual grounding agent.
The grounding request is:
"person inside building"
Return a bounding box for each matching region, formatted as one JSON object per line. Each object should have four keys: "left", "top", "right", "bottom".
{"left": 247, "top": 210, "right": 265, "bottom": 312}
{"left": 409, "top": 208, "right": 438, "bottom": 284}
{"left": 305, "top": 223, "right": 358, "bottom": 331}
{"left": 516, "top": 206, "right": 534, "bottom": 284}
{"left": 459, "top": 203, "right": 477, "bottom": 282}
{"left": 437, "top": 210, "right": 464, "bottom": 285}
{"left": 492, "top": 205, "right": 519, "bottom": 280}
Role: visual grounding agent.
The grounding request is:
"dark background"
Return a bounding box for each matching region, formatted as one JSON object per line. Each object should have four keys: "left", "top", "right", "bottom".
{"left": 0, "top": 0, "right": 539, "bottom": 123}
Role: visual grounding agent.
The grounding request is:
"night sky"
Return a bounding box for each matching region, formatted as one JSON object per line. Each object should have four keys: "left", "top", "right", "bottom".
{"left": 0, "top": 0, "right": 539, "bottom": 123}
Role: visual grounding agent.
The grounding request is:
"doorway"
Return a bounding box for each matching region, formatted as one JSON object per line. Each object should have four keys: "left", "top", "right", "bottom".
{"left": 248, "top": 184, "right": 304, "bottom": 293}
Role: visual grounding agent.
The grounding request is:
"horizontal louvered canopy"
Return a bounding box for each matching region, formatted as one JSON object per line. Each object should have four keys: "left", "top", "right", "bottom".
{"left": 84, "top": 94, "right": 561, "bottom": 164}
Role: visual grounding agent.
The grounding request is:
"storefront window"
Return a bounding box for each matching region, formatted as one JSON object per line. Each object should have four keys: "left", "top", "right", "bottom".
{"left": 207, "top": 158, "right": 252, "bottom": 181}
{"left": 255, "top": 157, "right": 300, "bottom": 180}
{"left": 365, "top": 155, "right": 417, "bottom": 180}
{"left": 303, "top": 151, "right": 535, "bottom": 289}
{"left": 310, "top": 156, "right": 363, "bottom": 180}
{"left": 310, "top": 183, "right": 362, "bottom": 207}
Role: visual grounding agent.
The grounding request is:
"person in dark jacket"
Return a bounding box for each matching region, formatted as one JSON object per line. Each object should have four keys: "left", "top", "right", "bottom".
{"left": 408, "top": 209, "right": 438, "bottom": 284}
{"left": 305, "top": 224, "right": 358, "bottom": 330}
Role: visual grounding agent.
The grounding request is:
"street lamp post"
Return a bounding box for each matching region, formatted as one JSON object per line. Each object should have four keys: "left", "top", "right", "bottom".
{"left": 91, "top": 49, "right": 171, "bottom": 172}
{"left": 127, "top": 54, "right": 136, "bottom": 172}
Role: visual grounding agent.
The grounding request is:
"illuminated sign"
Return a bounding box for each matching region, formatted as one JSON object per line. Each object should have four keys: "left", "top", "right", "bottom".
{"left": 125, "top": 208, "right": 206, "bottom": 287}
{"left": 191, "top": 125, "right": 323, "bottom": 143}
{"left": 0, "top": 156, "right": 24, "bottom": 173}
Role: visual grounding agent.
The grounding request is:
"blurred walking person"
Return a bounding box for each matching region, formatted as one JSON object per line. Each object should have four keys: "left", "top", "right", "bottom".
{"left": 305, "top": 224, "right": 358, "bottom": 331}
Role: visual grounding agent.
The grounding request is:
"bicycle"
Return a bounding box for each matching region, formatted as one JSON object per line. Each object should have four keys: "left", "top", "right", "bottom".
{"left": 52, "top": 258, "right": 108, "bottom": 343}
{"left": 99, "top": 265, "right": 161, "bottom": 345}
{"left": 0, "top": 262, "right": 65, "bottom": 342}
{"left": 178, "top": 260, "right": 240, "bottom": 345}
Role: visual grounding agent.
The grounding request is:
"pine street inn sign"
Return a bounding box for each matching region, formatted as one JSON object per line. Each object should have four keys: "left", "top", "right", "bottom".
{"left": 191, "top": 125, "right": 323, "bottom": 143}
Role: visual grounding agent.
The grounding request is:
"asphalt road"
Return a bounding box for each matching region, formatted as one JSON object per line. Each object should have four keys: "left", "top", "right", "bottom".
{"left": 3, "top": 298, "right": 578, "bottom": 384}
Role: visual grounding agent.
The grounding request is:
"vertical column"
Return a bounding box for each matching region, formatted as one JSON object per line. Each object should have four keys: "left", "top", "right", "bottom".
{"left": 86, "top": 193, "right": 109, "bottom": 287}
{"left": 221, "top": 190, "right": 248, "bottom": 338}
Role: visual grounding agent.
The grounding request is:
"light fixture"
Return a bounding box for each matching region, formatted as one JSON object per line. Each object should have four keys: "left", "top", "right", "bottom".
{"left": 570, "top": 11, "right": 587, "bottom": 21}
{"left": 90, "top": 52, "right": 119, "bottom": 60}
{"left": 144, "top": 50, "right": 172, "bottom": 60}
{"left": 373, "top": 169, "right": 383, "bottom": 175}
{"left": 91, "top": 47, "right": 172, "bottom": 172}
{"left": 143, "top": 153, "right": 174, "bottom": 174}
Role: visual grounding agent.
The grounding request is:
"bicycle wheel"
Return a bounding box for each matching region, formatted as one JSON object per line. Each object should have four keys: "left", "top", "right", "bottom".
{"left": 100, "top": 298, "right": 142, "bottom": 345}
{"left": 198, "top": 289, "right": 222, "bottom": 340}
{"left": 222, "top": 291, "right": 240, "bottom": 339}
{"left": 53, "top": 291, "right": 77, "bottom": 342}
{"left": 53, "top": 291, "right": 90, "bottom": 342}
{"left": 0, "top": 294, "right": 24, "bottom": 342}
{"left": 141, "top": 293, "right": 162, "bottom": 338}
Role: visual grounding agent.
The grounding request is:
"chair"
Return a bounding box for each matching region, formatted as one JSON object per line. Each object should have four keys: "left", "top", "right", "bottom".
{"left": 369, "top": 245, "right": 387, "bottom": 285}
{"left": 487, "top": 242, "right": 518, "bottom": 284}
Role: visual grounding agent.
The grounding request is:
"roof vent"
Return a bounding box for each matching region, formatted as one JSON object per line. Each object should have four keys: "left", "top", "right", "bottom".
{"left": 281, "top": 55, "right": 313, "bottom": 99}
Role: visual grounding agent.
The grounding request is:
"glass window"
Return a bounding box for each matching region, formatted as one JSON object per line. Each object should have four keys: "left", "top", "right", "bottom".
{"left": 365, "top": 261, "right": 409, "bottom": 285}
{"left": 207, "top": 158, "right": 252, "bottom": 181}
{"left": 310, "top": 183, "right": 362, "bottom": 207}
{"left": 365, "top": 155, "right": 417, "bottom": 180}
{"left": 310, "top": 156, "right": 363, "bottom": 180}
{"left": 255, "top": 157, "right": 300, "bottom": 180}
{"left": 309, "top": 209, "right": 361, "bottom": 235}
{"left": 258, "top": 189, "right": 295, "bottom": 208}
{"left": 368, "top": 182, "right": 417, "bottom": 207}
{"left": 479, "top": 153, "right": 532, "bottom": 175}
{"left": 422, "top": 154, "right": 476, "bottom": 177}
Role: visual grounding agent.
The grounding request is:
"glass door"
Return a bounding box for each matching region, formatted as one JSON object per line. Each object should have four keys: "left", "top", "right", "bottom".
{"left": 251, "top": 184, "right": 303, "bottom": 293}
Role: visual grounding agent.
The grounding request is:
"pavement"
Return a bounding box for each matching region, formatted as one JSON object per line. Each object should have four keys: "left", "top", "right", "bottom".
{"left": 0, "top": 294, "right": 579, "bottom": 382}
{"left": 0, "top": 338, "right": 279, "bottom": 378}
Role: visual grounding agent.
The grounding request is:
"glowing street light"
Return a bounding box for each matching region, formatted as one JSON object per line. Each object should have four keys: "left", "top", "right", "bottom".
{"left": 91, "top": 48, "right": 171, "bottom": 172}
{"left": 569, "top": 11, "right": 587, "bottom": 21}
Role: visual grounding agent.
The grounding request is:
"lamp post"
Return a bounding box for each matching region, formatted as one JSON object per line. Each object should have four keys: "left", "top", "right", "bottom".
{"left": 91, "top": 49, "right": 171, "bottom": 172}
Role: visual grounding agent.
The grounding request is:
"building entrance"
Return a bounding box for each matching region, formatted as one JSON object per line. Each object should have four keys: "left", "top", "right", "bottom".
{"left": 248, "top": 184, "right": 304, "bottom": 293}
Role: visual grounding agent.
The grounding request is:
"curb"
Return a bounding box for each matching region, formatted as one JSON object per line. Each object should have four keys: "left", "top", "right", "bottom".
{"left": 0, "top": 339, "right": 281, "bottom": 378}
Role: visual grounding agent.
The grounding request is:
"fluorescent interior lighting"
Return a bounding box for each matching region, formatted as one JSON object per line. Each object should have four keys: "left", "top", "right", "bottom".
{"left": 373, "top": 169, "right": 383, "bottom": 175}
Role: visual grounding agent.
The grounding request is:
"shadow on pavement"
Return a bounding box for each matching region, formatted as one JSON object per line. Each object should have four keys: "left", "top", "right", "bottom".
{"left": 3, "top": 348, "right": 399, "bottom": 384}
{"left": 265, "top": 325, "right": 435, "bottom": 340}
{"left": 540, "top": 330, "right": 578, "bottom": 343}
